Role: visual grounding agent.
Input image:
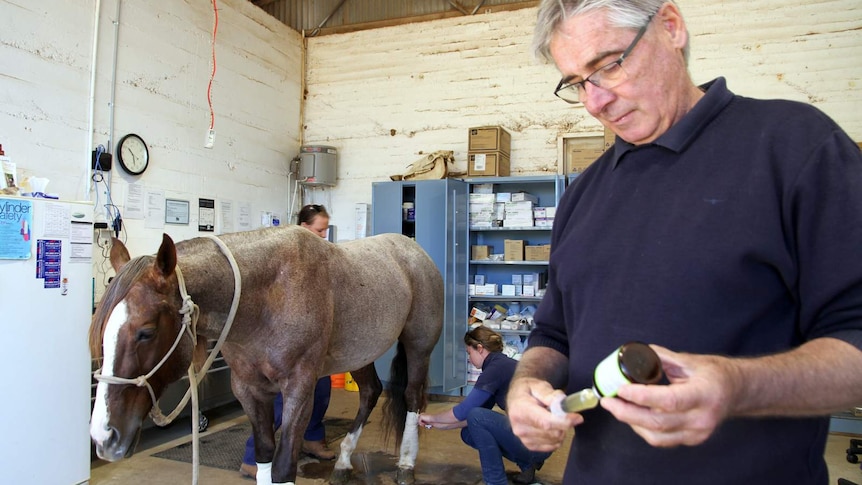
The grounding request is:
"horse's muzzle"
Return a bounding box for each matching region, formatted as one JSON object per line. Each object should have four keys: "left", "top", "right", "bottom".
{"left": 94, "top": 426, "right": 140, "bottom": 462}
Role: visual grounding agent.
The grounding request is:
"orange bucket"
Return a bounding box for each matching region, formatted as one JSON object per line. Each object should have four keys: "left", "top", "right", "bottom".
{"left": 331, "top": 373, "right": 345, "bottom": 389}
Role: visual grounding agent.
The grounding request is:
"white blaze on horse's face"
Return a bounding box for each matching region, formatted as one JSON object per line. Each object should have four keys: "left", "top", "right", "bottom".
{"left": 90, "top": 300, "right": 129, "bottom": 445}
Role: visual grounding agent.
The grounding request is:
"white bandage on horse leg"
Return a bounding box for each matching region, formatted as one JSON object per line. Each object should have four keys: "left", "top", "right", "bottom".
{"left": 398, "top": 411, "right": 420, "bottom": 468}
{"left": 335, "top": 425, "right": 363, "bottom": 470}
{"left": 255, "top": 461, "right": 273, "bottom": 485}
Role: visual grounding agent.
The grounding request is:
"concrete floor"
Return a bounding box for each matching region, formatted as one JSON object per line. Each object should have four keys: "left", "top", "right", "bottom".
{"left": 90, "top": 389, "right": 862, "bottom": 485}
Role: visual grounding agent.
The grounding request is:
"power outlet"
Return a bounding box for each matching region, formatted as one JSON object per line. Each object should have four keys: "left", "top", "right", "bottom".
{"left": 204, "top": 129, "right": 216, "bottom": 149}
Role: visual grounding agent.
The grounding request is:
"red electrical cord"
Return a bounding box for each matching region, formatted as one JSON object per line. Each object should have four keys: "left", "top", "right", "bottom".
{"left": 207, "top": 0, "right": 219, "bottom": 130}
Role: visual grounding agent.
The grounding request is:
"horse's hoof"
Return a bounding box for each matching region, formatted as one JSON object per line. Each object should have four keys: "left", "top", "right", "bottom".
{"left": 329, "top": 467, "right": 352, "bottom": 485}
{"left": 396, "top": 467, "right": 415, "bottom": 485}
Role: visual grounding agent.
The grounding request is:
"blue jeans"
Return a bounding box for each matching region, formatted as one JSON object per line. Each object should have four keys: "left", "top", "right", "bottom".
{"left": 461, "top": 407, "right": 551, "bottom": 485}
{"left": 243, "top": 376, "right": 332, "bottom": 465}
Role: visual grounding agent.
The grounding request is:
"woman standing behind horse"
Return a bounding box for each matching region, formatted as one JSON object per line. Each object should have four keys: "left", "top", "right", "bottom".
{"left": 419, "top": 326, "right": 552, "bottom": 485}
{"left": 240, "top": 204, "right": 336, "bottom": 479}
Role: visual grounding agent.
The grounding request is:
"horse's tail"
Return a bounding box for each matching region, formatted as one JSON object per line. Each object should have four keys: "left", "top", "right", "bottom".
{"left": 381, "top": 340, "right": 426, "bottom": 448}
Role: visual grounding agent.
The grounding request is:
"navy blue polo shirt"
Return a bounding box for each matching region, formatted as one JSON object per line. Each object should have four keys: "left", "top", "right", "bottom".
{"left": 528, "top": 77, "right": 862, "bottom": 484}
{"left": 453, "top": 352, "right": 517, "bottom": 420}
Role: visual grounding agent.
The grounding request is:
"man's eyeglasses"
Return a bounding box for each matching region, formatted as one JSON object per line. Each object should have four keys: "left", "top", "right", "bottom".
{"left": 554, "top": 14, "right": 654, "bottom": 104}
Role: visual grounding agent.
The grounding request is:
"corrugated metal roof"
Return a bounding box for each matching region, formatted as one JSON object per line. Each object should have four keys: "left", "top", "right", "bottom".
{"left": 249, "top": 0, "right": 537, "bottom": 35}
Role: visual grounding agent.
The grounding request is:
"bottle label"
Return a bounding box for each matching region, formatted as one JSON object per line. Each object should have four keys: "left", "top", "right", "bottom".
{"left": 593, "top": 348, "right": 629, "bottom": 397}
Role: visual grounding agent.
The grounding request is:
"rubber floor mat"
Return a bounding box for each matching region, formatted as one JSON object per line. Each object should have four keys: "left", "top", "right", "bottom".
{"left": 152, "top": 417, "right": 353, "bottom": 471}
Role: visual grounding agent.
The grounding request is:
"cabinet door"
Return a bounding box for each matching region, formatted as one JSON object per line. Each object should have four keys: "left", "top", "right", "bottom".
{"left": 371, "top": 181, "right": 403, "bottom": 235}
{"left": 371, "top": 179, "right": 468, "bottom": 392}
{"left": 416, "top": 180, "right": 468, "bottom": 391}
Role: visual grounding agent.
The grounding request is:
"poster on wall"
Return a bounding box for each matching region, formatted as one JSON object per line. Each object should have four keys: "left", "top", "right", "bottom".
{"left": 198, "top": 198, "right": 215, "bottom": 232}
{"left": 165, "top": 199, "right": 190, "bottom": 225}
{"left": 0, "top": 198, "right": 32, "bottom": 259}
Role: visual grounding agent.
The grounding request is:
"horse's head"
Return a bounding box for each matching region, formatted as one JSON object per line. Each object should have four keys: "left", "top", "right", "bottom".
{"left": 89, "top": 234, "right": 200, "bottom": 461}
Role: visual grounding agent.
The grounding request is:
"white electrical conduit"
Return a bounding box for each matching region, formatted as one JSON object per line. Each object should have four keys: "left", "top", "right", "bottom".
{"left": 85, "top": 0, "right": 102, "bottom": 199}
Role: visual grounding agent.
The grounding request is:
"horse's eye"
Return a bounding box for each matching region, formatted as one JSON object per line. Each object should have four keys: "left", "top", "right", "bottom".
{"left": 135, "top": 327, "right": 155, "bottom": 342}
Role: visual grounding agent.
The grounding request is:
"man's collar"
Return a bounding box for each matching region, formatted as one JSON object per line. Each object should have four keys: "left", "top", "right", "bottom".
{"left": 609, "top": 77, "right": 734, "bottom": 168}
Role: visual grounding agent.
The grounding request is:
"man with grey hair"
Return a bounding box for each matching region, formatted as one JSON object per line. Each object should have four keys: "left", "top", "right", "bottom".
{"left": 507, "top": 0, "right": 862, "bottom": 483}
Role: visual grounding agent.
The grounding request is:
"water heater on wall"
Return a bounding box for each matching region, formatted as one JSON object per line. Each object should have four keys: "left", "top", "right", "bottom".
{"left": 299, "top": 145, "right": 337, "bottom": 186}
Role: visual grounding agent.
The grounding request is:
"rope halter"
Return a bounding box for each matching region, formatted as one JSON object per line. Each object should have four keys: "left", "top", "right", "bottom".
{"left": 92, "top": 264, "right": 200, "bottom": 424}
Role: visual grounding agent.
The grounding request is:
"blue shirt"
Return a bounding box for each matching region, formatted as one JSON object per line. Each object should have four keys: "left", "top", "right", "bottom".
{"left": 528, "top": 77, "right": 862, "bottom": 484}
{"left": 453, "top": 352, "right": 517, "bottom": 421}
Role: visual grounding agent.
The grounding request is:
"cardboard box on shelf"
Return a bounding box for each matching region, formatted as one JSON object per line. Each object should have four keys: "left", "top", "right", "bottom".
{"left": 504, "top": 239, "right": 525, "bottom": 261}
{"left": 471, "top": 245, "right": 491, "bottom": 260}
{"left": 468, "top": 151, "right": 510, "bottom": 177}
{"left": 468, "top": 126, "right": 511, "bottom": 154}
{"left": 525, "top": 245, "right": 551, "bottom": 261}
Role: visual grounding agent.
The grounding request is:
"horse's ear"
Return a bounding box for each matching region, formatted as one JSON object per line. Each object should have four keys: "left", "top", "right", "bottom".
{"left": 109, "top": 238, "right": 131, "bottom": 273}
{"left": 155, "top": 233, "right": 177, "bottom": 277}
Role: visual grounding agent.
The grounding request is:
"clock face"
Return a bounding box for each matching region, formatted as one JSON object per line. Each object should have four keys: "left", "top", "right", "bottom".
{"left": 117, "top": 134, "right": 149, "bottom": 175}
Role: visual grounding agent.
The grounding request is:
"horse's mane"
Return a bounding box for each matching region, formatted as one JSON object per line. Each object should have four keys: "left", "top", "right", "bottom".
{"left": 88, "top": 255, "right": 155, "bottom": 360}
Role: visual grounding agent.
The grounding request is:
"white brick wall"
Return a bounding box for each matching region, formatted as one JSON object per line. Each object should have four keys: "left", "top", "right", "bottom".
{"left": 305, "top": 3, "right": 862, "bottom": 235}
{"left": 0, "top": 0, "right": 302, "bottom": 301}
{"left": 0, "top": 0, "right": 859, "bottom": 300}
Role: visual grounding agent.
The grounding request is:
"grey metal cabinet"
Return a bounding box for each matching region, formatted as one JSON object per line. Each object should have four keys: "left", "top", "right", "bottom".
{"left": 371, "top": 178, "right": 469, "bottom": 392}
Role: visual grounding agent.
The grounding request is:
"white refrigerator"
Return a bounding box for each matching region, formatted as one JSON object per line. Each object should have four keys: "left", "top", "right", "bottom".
{"left": 0, "top": 197, "right": 93, "bottom": 484}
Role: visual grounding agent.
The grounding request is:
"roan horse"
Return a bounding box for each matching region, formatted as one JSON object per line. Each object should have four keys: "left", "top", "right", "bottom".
{"left": 89, "top": 226, "right": 443, "bottom": 485}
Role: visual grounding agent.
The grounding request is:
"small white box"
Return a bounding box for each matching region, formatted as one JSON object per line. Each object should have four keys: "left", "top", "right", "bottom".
{"left": 494, "top": 202, "right": 506, "bottom": 220}
{"left": 545, "top": 207, "right": 557, "bottom": 218}
{"left": 473, "top": 183, "right": 494, "bottom": 194}
{"left": 511, "top": 192, "right": 539, "bottom": 204}
{"left": 470, "top": 307, "right": 488, "bottom": 320}
{"left": 523, "top": 285, "right": 535, "bottom": 296}
{"left": 475, "top": 274, "right": 486, "bottom": 285}
{"left": 512, "top": 274, "right": 522, "bottom": 285}
{"left": 501, "top": 284, "right": 516, "bottom": 296}
{"left": 505, "top": 201, "right": 535, "bottom": 211}
{"left": 468, "top": 284, "right": 476, "bottom": 296}
{"left": 496, "top": 192, "right": 512, "bottom": 202}
{"left": 470, "top": 193, "right": 497, "bottom": 204}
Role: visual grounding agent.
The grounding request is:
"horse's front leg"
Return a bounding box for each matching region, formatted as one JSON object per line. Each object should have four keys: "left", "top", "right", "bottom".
{"left": 269, "top": 375, "right": 316, "bottom": 485}
{"left": 230, "top": 379, "right": 279, "bottom": 485}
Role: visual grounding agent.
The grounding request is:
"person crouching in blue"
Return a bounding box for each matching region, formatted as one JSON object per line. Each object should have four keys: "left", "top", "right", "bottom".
{"left": 419, "top": 326, "right": 552, "bottom": 485}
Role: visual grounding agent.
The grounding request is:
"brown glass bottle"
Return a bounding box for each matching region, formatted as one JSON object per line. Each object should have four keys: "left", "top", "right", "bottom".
{"left": 558, "top": 341, "right": 663, "bottom": 413}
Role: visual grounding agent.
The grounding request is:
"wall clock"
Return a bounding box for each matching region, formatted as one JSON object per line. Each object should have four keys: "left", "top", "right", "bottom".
{"left": 117, "top": 133, "right": 149, "bottom": 175}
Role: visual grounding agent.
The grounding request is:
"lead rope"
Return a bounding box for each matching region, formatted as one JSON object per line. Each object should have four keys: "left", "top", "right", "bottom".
{"left": 157, "top": 235, "right": 243, "bottom": 485}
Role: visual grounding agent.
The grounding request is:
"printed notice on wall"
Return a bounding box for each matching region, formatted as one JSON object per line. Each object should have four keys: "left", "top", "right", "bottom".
{"left": 219, "top": 199, "right": 234, "bottom": 234}
{"left": 145, "top": 189, "right": 166, "bottom": 229}
{"left": 237, "top": 201, "right": 252, "bottom": 231}
{"left": 124, "top": 183, "right": 145, "bottom": 219}
{"left": 198, "top": 198, "right": 215, "bottom": 232}
{"left": 0, "top": 198, "right": 33, "bottom": 259}
{"left": 42, "top": 202, "right": 71, "bottom": 238}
